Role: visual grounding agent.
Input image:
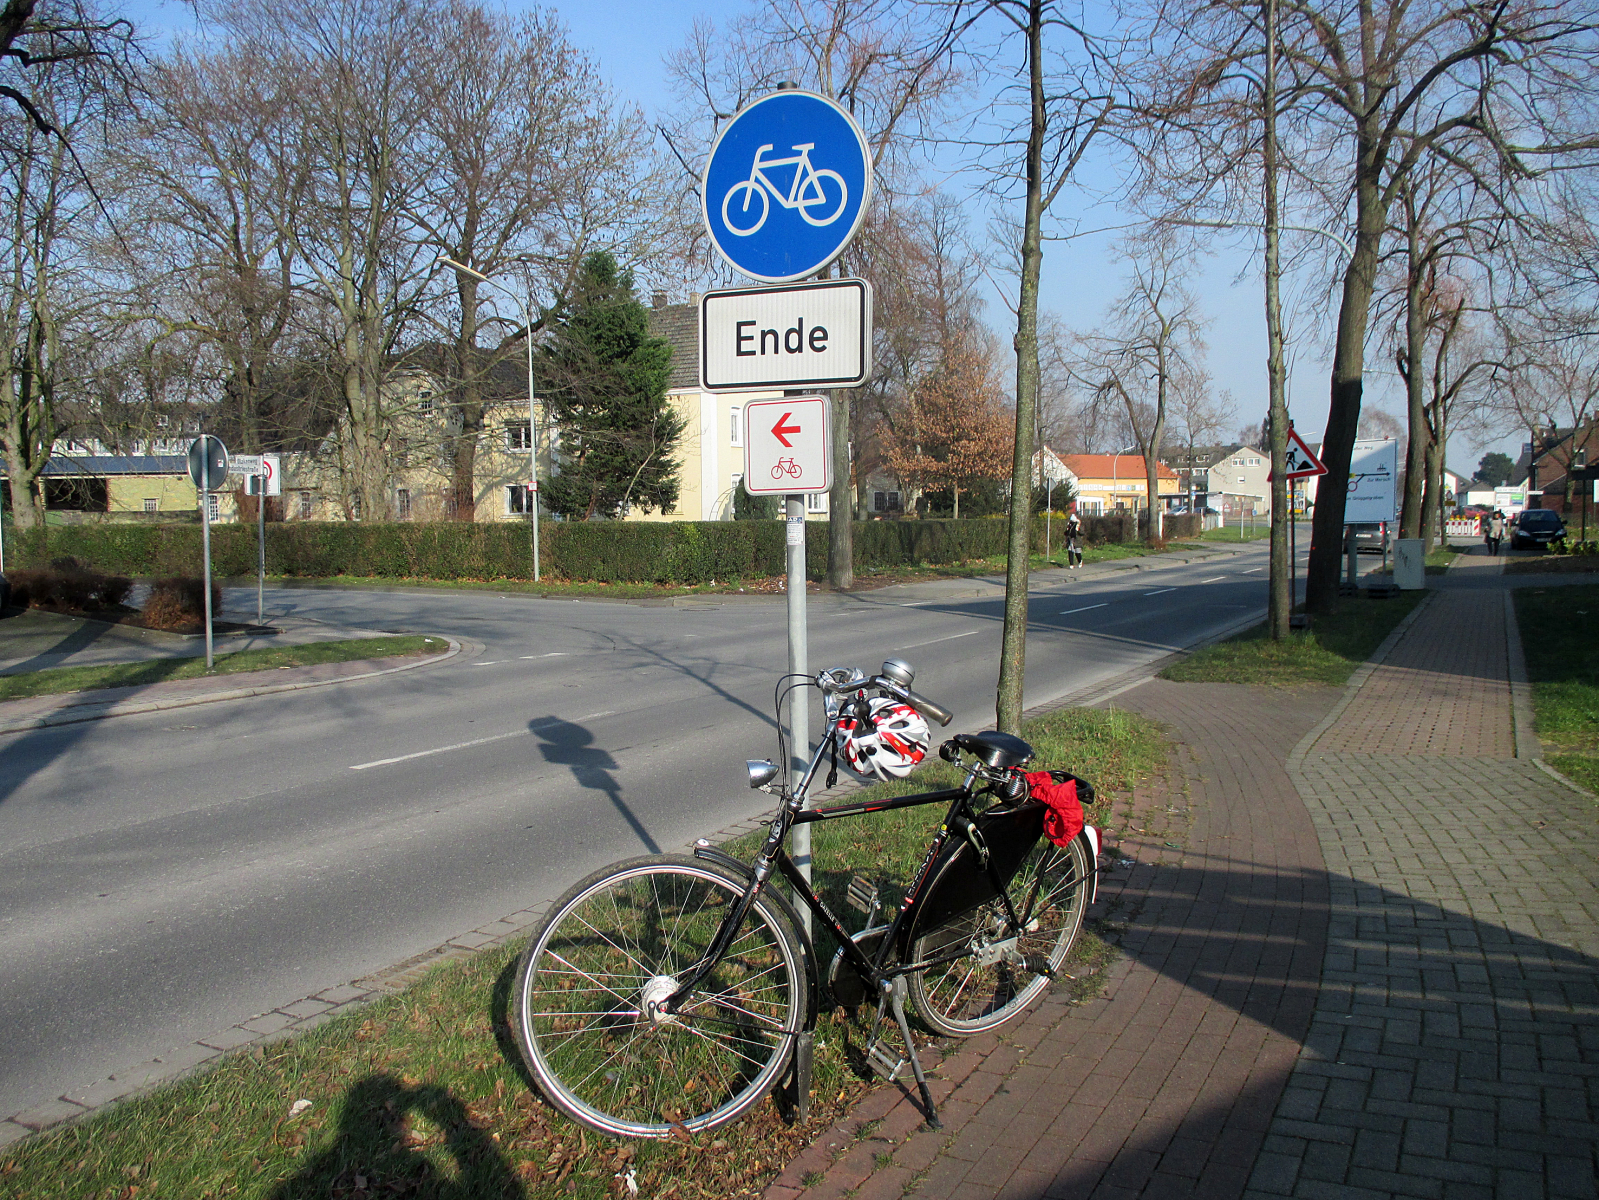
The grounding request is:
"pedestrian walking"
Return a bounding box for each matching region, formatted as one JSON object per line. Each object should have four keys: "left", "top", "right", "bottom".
{"left": 1065, "top": 509, "right": 1084, "bottom": 568}
{"left": 1486, "top": 510, "right": 1506, "bottom": 556}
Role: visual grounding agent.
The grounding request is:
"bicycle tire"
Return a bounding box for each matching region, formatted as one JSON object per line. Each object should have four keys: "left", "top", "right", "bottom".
{"left": 721, "top": 179, "right": 769, "bottom": 236}
{"left": 906, "top": 833, "right": 1093, "bottom": 1037}
{"left": 797, "top": 168, "right": 848, "bottom": 227}
{"left": 513, "top": 855, "right": 808, "bottom": 1138}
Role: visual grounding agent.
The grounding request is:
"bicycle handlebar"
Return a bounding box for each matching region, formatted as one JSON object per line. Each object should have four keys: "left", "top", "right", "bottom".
{"left": 814, "top": 664, "right": 954, "bottom": 727}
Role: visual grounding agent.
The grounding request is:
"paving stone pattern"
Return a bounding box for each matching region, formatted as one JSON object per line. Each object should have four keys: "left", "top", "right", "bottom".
{"left": 1261, "top": 597, "right": 1599, "bottom": 1199}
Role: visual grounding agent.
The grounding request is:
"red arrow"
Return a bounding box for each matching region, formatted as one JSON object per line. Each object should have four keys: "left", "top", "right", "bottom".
{"left": 771, "top": 411, "right": 802, "bottom": 447}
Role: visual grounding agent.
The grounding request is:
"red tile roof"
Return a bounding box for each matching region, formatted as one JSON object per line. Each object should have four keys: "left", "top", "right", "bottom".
{"left": 1059, "top": 454, "right": 1180, "bottom": 481}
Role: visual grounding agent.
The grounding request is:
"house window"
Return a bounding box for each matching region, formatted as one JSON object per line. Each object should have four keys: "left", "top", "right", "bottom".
{"left": 350, "top": 495, "right": 363, "bottom": 520}
{"left": 806, "top": 491, "right": 826, "bottom": 513}
{"left": 418, "top": 390, "right": 434, "bottom": 414}
{"left": 143, "top": 497, "right": 158, "bottom": 513}
{"left": 298, "top": 490, "right": 313, "bottom": 519}
{"left": 397, "top": 489, "right": 411, "bottom": 520}
{"left": 205, "top": 494, "right": 219, "bottom": 521}
{"left": 507, "top": 421, "right": 532, "bottom": 451}
{"left": 507, "top": 483, "right": 532, "bottom": 514}
{"left": 731, "top": 405, "right": 744, "bottom": 446}
{"left": 872, "top": 490, "right": 903, "bottom": 513}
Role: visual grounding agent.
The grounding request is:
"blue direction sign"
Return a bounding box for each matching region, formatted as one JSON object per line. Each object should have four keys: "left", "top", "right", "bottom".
{"left": 702, "top": 89, "right": 873, "bottom": 283}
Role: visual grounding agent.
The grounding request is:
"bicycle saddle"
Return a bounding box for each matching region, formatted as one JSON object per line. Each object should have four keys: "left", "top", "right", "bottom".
{"left": 951, "top": 731, "right": 1034, "bottom": 769}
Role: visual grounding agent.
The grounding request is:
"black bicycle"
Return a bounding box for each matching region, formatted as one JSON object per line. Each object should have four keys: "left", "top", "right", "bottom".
{"left": 510, "top": 659, "right": 1100, "bottom": 1139}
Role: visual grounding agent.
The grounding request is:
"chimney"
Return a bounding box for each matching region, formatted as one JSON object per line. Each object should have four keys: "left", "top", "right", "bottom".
{"left": 652, "top": 291, "right": 668, "bottom": 309}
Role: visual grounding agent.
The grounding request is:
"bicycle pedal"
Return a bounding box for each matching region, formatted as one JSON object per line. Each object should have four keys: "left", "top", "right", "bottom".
{"left": 865, "top": 1041, "right": 906, "bottom": 1081}
{"left": 846, "top": 876, "right": 878, "bottom": 916}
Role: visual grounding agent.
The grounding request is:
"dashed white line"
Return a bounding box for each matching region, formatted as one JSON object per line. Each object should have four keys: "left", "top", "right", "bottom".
{"left": 351, "top": 729, "right": 527, "bottom": 770}
{"left": 1243, "top": 567, "right": 1264, "bottom": 573}
{"left": 474, "top": 661, "right": 503, "bottom": 666}
{"left": 1061, "top": 603, "right": 1108, "bottom": 615}
{"left": 896, "top": 630, "right": 981, "bottom": 650}
{"left": 1200, "top": 576, "right": 1227, "bottom": 583}
{"left": 520, "top": 652, "right": 567, "bottom": 659}
{"left": 1143, "top": 588, "right": 1177, "bottom": 596}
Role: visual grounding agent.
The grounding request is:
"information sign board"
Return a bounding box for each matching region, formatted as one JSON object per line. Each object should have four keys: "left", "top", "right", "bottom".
{"left": 187, "top": 435, "right": 228, "bottom": 491}
{"left": 742, "top": 395, "right": 832, "bottom": 495}
{"left": 701, "top": 279, "right": 871, "bottom": 391}
{"left": 1344, "top": 438, "right": 1398, "bottom": 523}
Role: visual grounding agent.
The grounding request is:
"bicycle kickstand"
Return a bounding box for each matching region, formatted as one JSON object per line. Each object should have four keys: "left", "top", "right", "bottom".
{"left": 864, "top": 978, "right": 942, "bottom": 1130}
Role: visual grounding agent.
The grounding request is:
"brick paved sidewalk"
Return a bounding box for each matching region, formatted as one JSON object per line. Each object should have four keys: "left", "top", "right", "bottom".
{"left": 765, "top": 588, "right": 1599, "bottom": 1200}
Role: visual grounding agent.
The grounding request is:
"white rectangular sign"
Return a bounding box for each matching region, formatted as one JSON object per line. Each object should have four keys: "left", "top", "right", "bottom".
{"left": 1344, "top": 438, "right": 1398, "bottom": 523}
{"left": 234, "top": 453, "right": 282, "bottom": 496}
{"left": 701, "top": 279, "right": 871, "bottom": 392}
{"left": 743, "top": 395, "right": 832, "bottom": 495}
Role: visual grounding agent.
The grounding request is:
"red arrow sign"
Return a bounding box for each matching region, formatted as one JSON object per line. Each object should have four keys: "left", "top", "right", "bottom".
{"left": 771, "top": 411, "right": 803, "bottom": 447}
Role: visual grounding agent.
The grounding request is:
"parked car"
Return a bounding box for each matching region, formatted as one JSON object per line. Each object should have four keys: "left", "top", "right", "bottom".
{"left": 1510, "top": 507, "right": 1566, "bottom": 550}
{"left": 1350, "top": 522, "right": 1389, "bottom": 554}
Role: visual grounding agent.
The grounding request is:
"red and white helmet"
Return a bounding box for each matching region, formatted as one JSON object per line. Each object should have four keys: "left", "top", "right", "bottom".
{"left": 842, "top": 697, "right": 930, "bottom": 780}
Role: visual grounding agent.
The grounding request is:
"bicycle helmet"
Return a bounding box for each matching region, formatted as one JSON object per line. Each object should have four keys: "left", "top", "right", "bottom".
{"left": 841, "top": 697, "right": 930, "bottom": 780}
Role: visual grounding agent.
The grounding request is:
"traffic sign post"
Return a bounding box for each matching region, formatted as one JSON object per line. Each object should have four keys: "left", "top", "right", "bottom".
{"left": 231, "top": 453, "right": 279, "bottom": 625}
{"left": 701, "top": 89, "right": 873, "bottom": 283}
{"left": 700, "top": 279, "right": 872, "bottom": 391}
{"left": 187, "top": 435, "right": 228, "bottom": 669}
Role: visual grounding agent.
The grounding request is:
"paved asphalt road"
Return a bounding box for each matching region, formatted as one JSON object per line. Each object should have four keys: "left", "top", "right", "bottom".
{"left": 0, "top": 541, "right": 1292, "bottom": 1122}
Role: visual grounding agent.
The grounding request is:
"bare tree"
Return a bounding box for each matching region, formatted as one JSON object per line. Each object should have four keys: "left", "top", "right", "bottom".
{"left": 1074, "top": 232, "right": 1207, "bottom": 542}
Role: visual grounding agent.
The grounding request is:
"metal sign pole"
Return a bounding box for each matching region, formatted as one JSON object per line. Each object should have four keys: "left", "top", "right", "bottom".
{"left": 201, "top": 478, "right": 214, "bottom": 671}
{"left": 257, "top": 473, "right": 266, "bottom": 625}
{"left": 785, "top": 493, "right": 810, "bottom": 934}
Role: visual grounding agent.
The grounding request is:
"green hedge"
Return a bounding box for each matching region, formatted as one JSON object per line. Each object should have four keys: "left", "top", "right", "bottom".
{"left": 6, "top": 512, "right": 1203, "bottom": 586}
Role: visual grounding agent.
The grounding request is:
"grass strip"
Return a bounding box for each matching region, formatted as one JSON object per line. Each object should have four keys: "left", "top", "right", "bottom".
{"left": 1514, "top": 584, "right": 1599, "bottom": 797}
{"left": 0, "top": 636, "right": 449, "bottom": 702}
{"left": 1159, "top": 590, "right": 1427, "bottom": 687}
{"left": 0, "top": 704, "right": 1167, "bottom": 1200}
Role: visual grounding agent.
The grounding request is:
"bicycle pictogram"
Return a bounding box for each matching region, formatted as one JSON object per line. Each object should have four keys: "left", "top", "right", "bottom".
{"left": 722, "top": 142, "right": 849, "bottom": 236}
{"left": 771, "top": 457, "right": 803, "bottom": 480}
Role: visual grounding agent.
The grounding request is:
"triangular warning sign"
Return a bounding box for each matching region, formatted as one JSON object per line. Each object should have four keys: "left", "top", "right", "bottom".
{"left": 1280, "top": 428, "right": 1327, "bottom": 480}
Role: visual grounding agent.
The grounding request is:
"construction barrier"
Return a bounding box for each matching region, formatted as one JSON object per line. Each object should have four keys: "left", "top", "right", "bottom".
{"left": 1446, "top": 516, "right": 1482, "bottom": 538}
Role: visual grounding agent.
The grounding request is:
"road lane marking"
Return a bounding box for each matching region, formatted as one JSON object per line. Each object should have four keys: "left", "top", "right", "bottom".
{"left": 351, "top": 730, "right": 528, "bottom": 770}
{"left": 520, "top": 653, "right": 567, "bottom": 659}
{"left": 896, "top": 630, "right": 980, "bottom": 650}
{"left": 1243, "top": 567, "right": 1264, "bottom": 573}
{"left": 1200, "top": 576, "right": 1227, "bottom": 583}
{"left": 1143, "top": 588, "right": 1176, "bottom": 596}
{"left": 580, "top": 710, "right": 616, "bottom": 721}
{"left": 475, "top": 661, "right": 503, "bottom": 666}
{"left": 1061, "top": 603, "right": 1108, "bottom": 615}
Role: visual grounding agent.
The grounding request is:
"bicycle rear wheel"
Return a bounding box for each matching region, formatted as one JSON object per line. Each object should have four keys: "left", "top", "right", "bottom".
{"left": 906, "top": 833, "right": 1093, "bottom": 1036}
{"left": 513, "top": 855, "right": 807, "bottom": 1138}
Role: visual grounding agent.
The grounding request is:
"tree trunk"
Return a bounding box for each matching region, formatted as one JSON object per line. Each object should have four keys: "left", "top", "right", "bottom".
{"left": 1398, "top": 191, "right": 1428, "bottom": 541}
{"left": 828, "top": 387, "right": 852, "bottom": 586}
{"left": 1264, "top": 0, "right": 1291, "bottom": 639}
{"left": 1306, "top": 159, "right": 1383, "bottom": 611}
{"left": 995, "top": 0, "right": 1045, "bottom": 734}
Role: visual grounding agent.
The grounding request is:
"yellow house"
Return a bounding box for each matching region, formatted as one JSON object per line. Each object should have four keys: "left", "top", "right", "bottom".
{"left": 1058, "top": 454, "right": 1181, "bottom": 515}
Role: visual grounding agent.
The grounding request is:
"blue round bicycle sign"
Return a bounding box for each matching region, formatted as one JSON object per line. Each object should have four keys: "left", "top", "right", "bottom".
{"left": 702, "top": 89, "right": 873, "bottom": 283}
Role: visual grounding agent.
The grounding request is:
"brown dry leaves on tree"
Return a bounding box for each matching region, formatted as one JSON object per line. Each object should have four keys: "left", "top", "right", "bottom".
{"left": 882, "top": 335, "right": 1013, "bottom": 516}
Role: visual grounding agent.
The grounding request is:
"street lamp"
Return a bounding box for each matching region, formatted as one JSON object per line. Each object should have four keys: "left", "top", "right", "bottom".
{"left": 439, "top": 257, "right": 540, "bottom": 582}
{"left": 1109, "top": 443, "right": 1136, "bottom": 537}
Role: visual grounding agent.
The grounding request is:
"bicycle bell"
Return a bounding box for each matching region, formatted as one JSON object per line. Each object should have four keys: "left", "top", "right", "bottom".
{"left": 880, "top": 658, "right": 915, "bottom": 688}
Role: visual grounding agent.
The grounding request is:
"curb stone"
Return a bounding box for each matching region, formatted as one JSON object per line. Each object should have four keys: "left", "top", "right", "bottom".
{"left": 0, "top": 636, "right": 469, "bottom": 735}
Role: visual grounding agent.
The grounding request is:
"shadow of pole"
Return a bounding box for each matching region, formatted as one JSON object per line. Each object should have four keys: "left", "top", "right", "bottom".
{"left": 530, "top": 716, "right": 661, "bottom": 854}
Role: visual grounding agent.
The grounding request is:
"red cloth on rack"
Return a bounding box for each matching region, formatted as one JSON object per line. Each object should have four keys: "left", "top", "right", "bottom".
{"left": 1025, "top": 771, "right": 1084, "bottom": 847}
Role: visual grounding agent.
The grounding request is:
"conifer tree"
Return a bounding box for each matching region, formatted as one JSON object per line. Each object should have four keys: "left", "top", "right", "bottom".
{"left": 540, "top": 252, "right": 682, "bottom": 520}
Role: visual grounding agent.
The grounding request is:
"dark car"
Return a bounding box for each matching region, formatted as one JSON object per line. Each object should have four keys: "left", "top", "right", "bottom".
{"left": 1510, "top": 508, "right": 1566, "bottom": 550}
{"left": 1350, "top": 522, "right": 1389, "bottom": 554}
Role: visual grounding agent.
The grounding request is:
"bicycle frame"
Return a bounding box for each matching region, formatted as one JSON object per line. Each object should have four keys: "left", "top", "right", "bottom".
{"left": 746, "top": 143, "right": 822, "bottom": 210}
{"left": 669, "top": 712, "right": 1034, "bottom": 1012}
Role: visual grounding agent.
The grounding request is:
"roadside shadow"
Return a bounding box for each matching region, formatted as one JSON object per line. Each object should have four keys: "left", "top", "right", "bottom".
{"left": 530, "top": 715, "right": 660, "bottom": 853}
{"left": 0, "top": 611, "right": 128, "bottom": 675}
{"left": 266, "top": 1073, "right": 524, "bottom": 1199}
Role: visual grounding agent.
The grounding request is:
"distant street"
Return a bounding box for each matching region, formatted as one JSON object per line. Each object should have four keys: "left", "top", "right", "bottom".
{"left": 0, "top": 539, "right": 1295, "bottom": 1122}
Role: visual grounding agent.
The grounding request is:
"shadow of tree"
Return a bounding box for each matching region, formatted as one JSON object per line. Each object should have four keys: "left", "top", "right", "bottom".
{"left": 266, "top": 1073, "right": 524, "bottom": 1200}
{"left": 531, "top": 715, "right": 660, "bottom": 853}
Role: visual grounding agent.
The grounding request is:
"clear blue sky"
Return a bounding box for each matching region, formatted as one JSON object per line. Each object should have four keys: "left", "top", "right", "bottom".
{"left": 119, "top": 0, "right": 1514, "bottom": 471}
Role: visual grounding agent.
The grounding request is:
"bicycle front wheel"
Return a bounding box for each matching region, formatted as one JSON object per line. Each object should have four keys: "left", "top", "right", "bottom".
{"left": 907, "top": 833, "right": 1093, "bottom": 1036}
{"left": 513, "top": 855, "right": 807, "bottom": 1138}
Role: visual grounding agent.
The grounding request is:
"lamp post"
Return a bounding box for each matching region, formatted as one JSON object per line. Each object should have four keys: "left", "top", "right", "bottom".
{"left": 1578, "top": 447, "right": 1589, "bottom": 542}
{"left": 1109, "top": 444, "right": 1137, "bottom": 540}
{"left": 439, "top": 257, "right": 540, "bottom": 581}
